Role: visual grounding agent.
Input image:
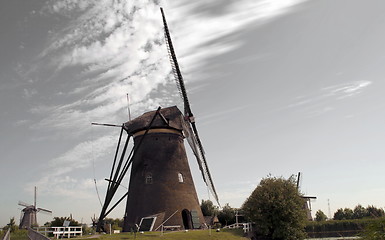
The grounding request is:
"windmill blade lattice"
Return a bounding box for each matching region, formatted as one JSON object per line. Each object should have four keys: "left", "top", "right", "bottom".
{"left": 18, "top": 201, "right": 32, "bottom": 208}
{"left": 37, "top": 207, "right": 52, "bottom": 214}
{"left": 161, "top": 7, "right": 219, "bottom": 205}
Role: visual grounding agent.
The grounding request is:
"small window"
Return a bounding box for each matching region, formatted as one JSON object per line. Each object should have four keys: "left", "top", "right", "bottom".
{"left": 145, "top": 173, "right": 152, "bottom": 184}
{"left": 178, "top": 173, "right": 184, "bottom": 183}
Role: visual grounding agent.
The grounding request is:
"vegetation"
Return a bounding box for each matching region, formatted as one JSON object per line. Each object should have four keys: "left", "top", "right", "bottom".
{"left": 201, "top": 199, "right": 219, "bottom": 217}
{"left": 10, "top": 229, "right": 28, "bottom": 240}
{"left": 218, "top": 203, "right": 236, "bottom": 226}
{"left": 87, "top": 229, "right": 247, "bottom": 240}
{"left": 306, "top": 219, "right": 363, "bottom": 238}
{"left": 2, "top": 217, "right": 17, "bottom": 233}
{"left": 315, "top": 210, "right": 328, "bottom": 222}
{"left": 102, "top": 218, "right": 124, "bottom": 233}
{"left": 360, "top": 217, "right": 385, "bottom": 240}
{"left": 333, "top": 205, "right": 385, "bottom": 220}
{"left": 200, "top": 200, "right": 238, "bottom": 227}
{"left": 242, "top": 175, "right": 307, "bottom": 240}
{"left": 44, "top": 216, "right": 81, "bottom": 227}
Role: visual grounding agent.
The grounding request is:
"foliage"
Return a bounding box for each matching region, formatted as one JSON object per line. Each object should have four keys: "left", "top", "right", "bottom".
{"left": 306, "top": 219, "right": 363, "bottom": 238}
{"left": 218, "top": 203, "right": 236, "bottom": 226}
{"left": 334, "top": 208, "right": 354, "bottom": 220}
{"left": 45, "top": 216, "right": 81, "bottom": 227}
{"left": 360, "top": 217, "right": 385, "bottom": 240}
{"left": 95, "top": 229, "right": 247, "bottom": 240}
{"left": 200, "top": 199, "right": 219, "bottom": 216}
{"left": 2, "top": 217, "right": 18, "bottom": 233}
{"left": 242, "top": 175, "right": 307, "bottom": 240}
{"left": 334, "top": 205, "right": 385, "bottom": 220}
{"left": 315, "top": 210, "right": 327, "bottom": 222}
{"left": 102, "top": 218, "right": 123, "bottom": 233}
{"left": 10, "top": 229, "right": 29, "bottom": 240}
{"left": 354, "top": 205, "right": 368, "bottom": 219}
{"left": 367, "top": 205, "right": 385, "bottom": 218}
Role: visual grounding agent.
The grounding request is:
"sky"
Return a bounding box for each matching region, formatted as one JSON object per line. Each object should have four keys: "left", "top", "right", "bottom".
{"left": 1, "top": 0, "right": 385, "bottom": 227}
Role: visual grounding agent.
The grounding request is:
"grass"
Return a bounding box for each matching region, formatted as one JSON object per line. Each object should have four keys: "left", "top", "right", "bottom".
{"left": 10, "top": 229, "right": 29, "bottom": 240}
{"left": 79, "top": 229, "right": 248, "bottom": 240}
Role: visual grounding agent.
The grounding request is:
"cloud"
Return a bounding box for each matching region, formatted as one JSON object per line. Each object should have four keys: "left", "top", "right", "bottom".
{"left": 28, "top": 0, "right": 308, "bottom": 200}
{"left": 28, "top": 134, "right": 119, "bottom": 198}
{"left": 287, "top": 80, "right": 372, "bottom": 117}
{"left": 324, "top": 80, "right": 372, "bottom": 99}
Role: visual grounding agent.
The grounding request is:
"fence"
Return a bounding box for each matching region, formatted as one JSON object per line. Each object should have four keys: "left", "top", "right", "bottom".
{"left": 52, "top": 227, "right": 82, "bottom": 239}
{"left": 28, "top": 228, "right": 50, "bottom": 240}
{"left": 1, "top": 229, "right": 10, "bottom": 240}
{"left": 223, "top": 222, "right": 253, "bottom": 233}
{"left": 33, "top": 226, "right": 82, "bottom": 239}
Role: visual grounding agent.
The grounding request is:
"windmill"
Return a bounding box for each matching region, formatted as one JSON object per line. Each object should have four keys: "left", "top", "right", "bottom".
{"left": 18, "top": 187, "right": 52, "bottom": 229}
{"left": 95, "top": 8, "right": 219, "bottom": 232}
{"left": 296, "top": 172, "right": 316, "bottom": 220}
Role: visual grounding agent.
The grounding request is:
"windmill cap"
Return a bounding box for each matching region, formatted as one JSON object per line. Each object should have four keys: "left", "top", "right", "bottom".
{"left": 124, "top": 106, "right": 185, "bottom": 135}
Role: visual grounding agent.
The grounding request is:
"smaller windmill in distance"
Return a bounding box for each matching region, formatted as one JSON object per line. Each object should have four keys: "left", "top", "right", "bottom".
{"left": 18, "top": 186, "right": 52, "bottom": 229}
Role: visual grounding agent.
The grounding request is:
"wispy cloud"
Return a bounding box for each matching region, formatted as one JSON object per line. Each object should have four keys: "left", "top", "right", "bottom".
{"left": 288, "top": 80, "right": 372, "bottom": 117}
{"left": 28, "top": 0, "right": 308, "bottom": 198}
{"left": 28, "top": 134, "right": 118, "bottom": 198}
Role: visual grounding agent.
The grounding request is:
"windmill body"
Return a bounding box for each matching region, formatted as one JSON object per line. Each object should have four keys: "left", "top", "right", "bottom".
{"left": 123, "top": 106, "right": 205, "bottom": 231}
{"left": 19, "top": 206, "right": 37, "bottom": 229}
{"left": 96, "top": 8, "right": 219, "bottom": 232}
{"left": 18, "top": 187, "right": 52, "bottom": 229}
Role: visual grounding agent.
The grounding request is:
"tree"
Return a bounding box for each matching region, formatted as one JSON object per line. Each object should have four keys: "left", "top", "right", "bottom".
{"left": 217, "top": 203, "right": 236, "bottom": 226}
{"left": 353, "top": 205, "right": 368, "bottom": 219}
{"left": 333, "top": 208, "right": 354, "bottom": 220}
{"left": 366, "top": 205, "right": 385, "bottom": 218}
{"left": 315, "top": 210, "right": 327, "bottom": 222}
{"left": 3, "top": 217, "right": 17, "bottom": 233}
{"left": 200, "top": 199, "right": 218, "bottom": 216}
{"left": 104, "top": 218, "right": 123, "bottom": 231}
{"left": 242, "top": 175, "right": 307, "bottom": 240}
{"left": 45, "top": 217, "right": 80, "bottom": 227}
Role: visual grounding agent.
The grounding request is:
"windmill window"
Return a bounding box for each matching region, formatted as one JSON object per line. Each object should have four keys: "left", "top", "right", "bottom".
{"left": 178, "top": 173, "right": 184, "bottom": 183}
{"left": 145, "top": 173, "right": 153, "bottom": 184}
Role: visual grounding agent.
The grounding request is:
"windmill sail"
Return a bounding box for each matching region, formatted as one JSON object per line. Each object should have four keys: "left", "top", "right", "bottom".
{"left": 160, "top": 7, "right": 219, "bottom": 205}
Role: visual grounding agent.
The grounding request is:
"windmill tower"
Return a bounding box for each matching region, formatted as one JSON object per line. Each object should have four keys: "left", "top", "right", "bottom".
{"left": 95, "top": 8, "right": 219, "bottom": 232}
{"left": 18, "top": 187, "right": 52, "bottom": 229}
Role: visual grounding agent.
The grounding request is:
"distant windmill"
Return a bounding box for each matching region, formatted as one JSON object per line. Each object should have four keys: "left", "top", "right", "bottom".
{"left": 297, "top": 172, "right": 316, "bottom": 220}
{"left": 18, "top": 187, "right": 52, "bottom": 229}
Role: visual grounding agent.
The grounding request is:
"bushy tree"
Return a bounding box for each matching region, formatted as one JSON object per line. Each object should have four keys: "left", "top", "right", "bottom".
{"left": 242, "top": 175, "right": 307, "bottom": 240}
{"left": 353, "top": 205, "right": 368, "bottom": 219}
{"left": 334, "top": 208, "right": 354, "bottom": 220}
{"left": 367, "top": 205, "right": 385, "bottom": 218}
{"left": 333, "top": 205, "right": 385, "bottom": 220}
{"left": 315, "top": 210, "right": 327, "bottom": 222}
{"left": 45, "top": 217, "right": 80, "bottom": 227}
{"left": 3, "top": 217, "right": 17, "bottom": 233}
{"left": 217, "top": 203, "right": 236, "bottom": 226}
{"left": 104, "top": 218, "right": 123, "bottom": 231}
{"left": 200, "top": 199, "right": 218, "bottom": 216}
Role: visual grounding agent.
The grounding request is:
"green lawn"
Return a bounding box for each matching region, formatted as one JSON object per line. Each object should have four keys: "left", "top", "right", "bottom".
{"left": 82, "top": 229, "right": 248, "bottom": 240}
{"left": 10, "top": 229, "right": 29, "bottom": 240}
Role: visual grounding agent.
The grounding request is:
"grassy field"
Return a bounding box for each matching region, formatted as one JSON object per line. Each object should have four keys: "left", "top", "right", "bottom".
{"left": 82, "top": 229, "right": 248, "bottom": 240}
{"left": 10, "top": 229, "right": 29, "bottom": 240}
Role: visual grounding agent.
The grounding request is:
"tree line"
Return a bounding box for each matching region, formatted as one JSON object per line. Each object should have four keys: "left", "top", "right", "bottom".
{"left": 315, "top": 205, "right": 385, "bottom": 221}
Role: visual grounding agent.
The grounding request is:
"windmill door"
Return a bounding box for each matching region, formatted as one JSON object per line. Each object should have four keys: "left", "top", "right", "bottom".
{"left": 181, "top": 209, "right": 192, "bottom": 229}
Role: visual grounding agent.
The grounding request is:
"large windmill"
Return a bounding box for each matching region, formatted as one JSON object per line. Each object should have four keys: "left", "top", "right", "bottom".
{"left": 95, "top": 8, "right": 219, "bottom": 232}
{"left": 18, "top": 187, "right": 52, "bottom": 229}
